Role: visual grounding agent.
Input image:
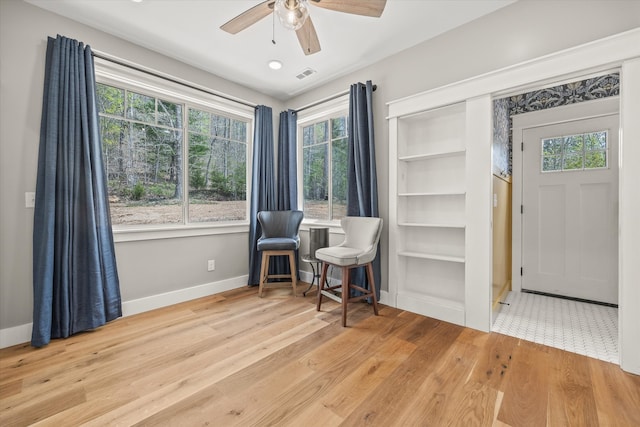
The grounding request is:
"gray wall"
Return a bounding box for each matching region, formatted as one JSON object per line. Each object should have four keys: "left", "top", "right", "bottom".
{"left": 0, "top": 0, "right": 283, "bottom": 330}
{"left": 2, "top": 0, "right": 639, "bottom": 332}
{"left": 289, "top": 0, "right": 640, "bottom": 295}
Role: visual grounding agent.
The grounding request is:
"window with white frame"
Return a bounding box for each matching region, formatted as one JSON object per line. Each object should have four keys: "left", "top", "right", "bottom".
{"left": 541, "top": 130, "right": 608, "bottom": 172}
{"left": 299, "top": 111, "right": 349, "bottom": 221}
{"left": 95, "top": 61, "right": 253, "bottom": 229}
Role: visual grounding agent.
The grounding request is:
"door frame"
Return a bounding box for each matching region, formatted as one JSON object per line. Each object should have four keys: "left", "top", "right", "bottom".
{"left": 511, "top": 96, "right": 620, "bottom": 295}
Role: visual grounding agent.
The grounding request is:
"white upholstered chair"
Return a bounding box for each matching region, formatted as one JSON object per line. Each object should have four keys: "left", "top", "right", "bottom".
{"left": 315, "top": 216, "right": 383, "bottom": 326}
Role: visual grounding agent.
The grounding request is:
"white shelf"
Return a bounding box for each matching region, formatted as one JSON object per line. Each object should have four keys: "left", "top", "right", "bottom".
{"left": 398, "top": 191, "right": 466, "bottom": 197}
{"left": 398, "top": 222, "right": 465, "bottom": 229}
{"left": 398, "top": 251, "right": 465, "bottom": 263}
{"left": 398, "top": 149, "right": 465, "bottom": 162}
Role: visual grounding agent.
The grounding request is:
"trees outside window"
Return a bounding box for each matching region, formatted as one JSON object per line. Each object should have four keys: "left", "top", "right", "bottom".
{"left": 541, "top": 131, "right": 608, "bottom": 173}
{"left": 97, "top": 83, "right": 249, "bottom": 226}
{"left": 188, "top": 109, "right": 247, "bottom": 222}
{"left": 302, "top": 114, "right": 348, "bottom": 221}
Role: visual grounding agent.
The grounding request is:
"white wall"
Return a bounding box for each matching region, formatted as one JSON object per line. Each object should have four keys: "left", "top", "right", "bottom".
{"left": 620, "top": 58, "right": 640, "bottom": 374}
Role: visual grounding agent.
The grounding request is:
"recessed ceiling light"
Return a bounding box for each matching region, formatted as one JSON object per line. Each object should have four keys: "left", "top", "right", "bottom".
{"left": 131, "top": 0, "right": 143, "bottom": 3}
{"left": 268, "top": 60, "right": 283, "bottom": 70}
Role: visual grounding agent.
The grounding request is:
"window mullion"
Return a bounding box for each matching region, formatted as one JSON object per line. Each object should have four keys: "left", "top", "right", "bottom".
{"left": 327, "top": 132, "right": 333, "bottom": 221}
{"left": 182, "top": 104, "right": 189, "bottom": 224}
{"left": 583, "top": 132, "right": 590, "bottom": 171}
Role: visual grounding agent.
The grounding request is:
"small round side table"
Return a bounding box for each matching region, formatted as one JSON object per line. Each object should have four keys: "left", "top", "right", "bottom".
{"left": 301, "top": 254, "right": 325, "bottom": 296}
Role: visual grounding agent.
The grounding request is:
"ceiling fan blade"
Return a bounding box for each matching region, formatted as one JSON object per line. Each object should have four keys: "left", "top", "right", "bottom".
{"left": 220, "top": 1, "right": 274, "bottom": 34}
{"left": 310, "top": 0, "right": 386, "bottom": 17}
{"left": 296, "top": 16, "right": 321, "bottom": 55}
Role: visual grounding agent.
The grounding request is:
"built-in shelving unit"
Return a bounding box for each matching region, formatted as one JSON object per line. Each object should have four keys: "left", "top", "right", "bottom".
{"left": 389, "top": 102, "right": 468, "bottom": 325}
{"left": 388, "top": 94, "right": 493, "bottom": 330}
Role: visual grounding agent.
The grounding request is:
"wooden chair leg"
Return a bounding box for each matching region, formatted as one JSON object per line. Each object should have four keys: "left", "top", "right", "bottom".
{"left": 366, "top": 263, "right": 379, "bottom": 316}
{"left": 317, "top": 262, "right": 329, "bottom": 311}
{"left": 289, "top": 251, "right": 298, "bottom": 297}
{"left": 342, "top": 266, "right": 350, "bottom": 327}
{"left": 259, "top": 252, "right": 269, "bottom": 298}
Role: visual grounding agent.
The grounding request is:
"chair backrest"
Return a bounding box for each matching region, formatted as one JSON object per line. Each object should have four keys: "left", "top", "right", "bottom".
{"left": 257, "top": 210, "right": 304, "bottom": 239}
{"left": 340, "top": 216, "right": 383, "bottom": 258}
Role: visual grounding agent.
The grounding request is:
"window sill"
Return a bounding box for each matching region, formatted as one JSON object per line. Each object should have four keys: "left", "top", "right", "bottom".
{"left": 113, "top": 222, "right": 250, "bottom": 242}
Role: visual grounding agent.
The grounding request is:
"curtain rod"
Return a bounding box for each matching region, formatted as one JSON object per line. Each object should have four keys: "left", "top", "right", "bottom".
{"left": 91, "top": 51, "right": 258, "bottom": 109}
{"left": 294, "top": 84, "right": 377, "bottom": 113}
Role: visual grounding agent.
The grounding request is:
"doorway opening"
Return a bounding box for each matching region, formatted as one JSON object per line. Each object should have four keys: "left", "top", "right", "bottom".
{"left": 491, "top": 72, "right": 620, "bottom": 364}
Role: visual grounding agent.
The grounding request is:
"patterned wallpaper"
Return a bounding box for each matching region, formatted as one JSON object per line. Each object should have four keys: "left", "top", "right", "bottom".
{"left": 492, "top": 73, "right": 620, "bottom": 176}
{"left": 492, "top": 98, "right": 510, "bottom": 176}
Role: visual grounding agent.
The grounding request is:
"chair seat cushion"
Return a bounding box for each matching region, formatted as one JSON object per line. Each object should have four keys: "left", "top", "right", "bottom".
{"left": 315, "top": 246, "right": 363, "bottom": 266}
{"left": 257, "top": 237, "right": 300, "bottom": 251}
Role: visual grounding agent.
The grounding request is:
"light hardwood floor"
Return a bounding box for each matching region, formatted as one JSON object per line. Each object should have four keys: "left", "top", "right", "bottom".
{"left": 1, "top": 285, "right": 639, "bottom": 426}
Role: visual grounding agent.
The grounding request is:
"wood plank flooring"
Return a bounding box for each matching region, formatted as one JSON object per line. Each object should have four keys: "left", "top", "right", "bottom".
{"left": 1, "top": 285, "right": 639, "bottom": 426}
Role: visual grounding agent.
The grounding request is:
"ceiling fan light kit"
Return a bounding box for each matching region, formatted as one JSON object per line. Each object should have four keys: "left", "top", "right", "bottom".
{"left": 275, "top": 0, "right": 309, "bottom": 31}
{"left": 220, "top": 0, "right": 387, "bottom": 56}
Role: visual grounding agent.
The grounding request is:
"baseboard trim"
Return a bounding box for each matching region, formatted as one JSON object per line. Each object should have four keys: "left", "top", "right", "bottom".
{"left": 0, "top": 275, "right": 248, "bottom": 349}
{"left": 0, "top": 323, "right": 33, "bottom": 350}
{"left": 122, "top": 275, "right": 248, "bottom": 316}
{"left": 379, "top": 290, "right": 392, "bottom": 306}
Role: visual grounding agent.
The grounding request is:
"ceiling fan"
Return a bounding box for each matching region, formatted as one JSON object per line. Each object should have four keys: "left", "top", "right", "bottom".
{"left": 220, "top": 0, "right": 387, "bottom": 56}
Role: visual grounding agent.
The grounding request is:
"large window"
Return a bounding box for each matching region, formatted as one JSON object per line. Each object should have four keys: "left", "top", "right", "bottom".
{"left": 96, "top": 81, "right": 250, "bottom": 227}
{"left": 301, "top": 114, "right": 348, "bottom": 221}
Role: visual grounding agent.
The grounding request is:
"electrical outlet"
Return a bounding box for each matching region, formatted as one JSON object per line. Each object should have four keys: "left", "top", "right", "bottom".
{"left": 207, "top": 259, "right": 215, "bottom": 271}
{"left": 25, "top": 192, "right": 35, "bottom": 208}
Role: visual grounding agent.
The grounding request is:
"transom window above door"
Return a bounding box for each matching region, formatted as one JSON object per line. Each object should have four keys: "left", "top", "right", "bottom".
{"left": 541, "top": 130, "right": 608, "bottom": 172}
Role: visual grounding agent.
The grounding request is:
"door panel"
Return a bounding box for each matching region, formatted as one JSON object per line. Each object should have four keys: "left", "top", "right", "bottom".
{"left": 579, "top": 183, "right": 613, "bottom": 283}
{"left": 522, "top": 114, "right": 618, "bottom": 304}
{"left": 537, "top": 184, "right": 565, "bottom": 276}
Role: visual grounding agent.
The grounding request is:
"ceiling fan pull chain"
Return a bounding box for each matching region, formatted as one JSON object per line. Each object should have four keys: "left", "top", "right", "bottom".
{"left": 307, "top": 19, "right": 310, "bottom": 53}
{"left": 272, "top": 10, "right": 276, "bottom": 45}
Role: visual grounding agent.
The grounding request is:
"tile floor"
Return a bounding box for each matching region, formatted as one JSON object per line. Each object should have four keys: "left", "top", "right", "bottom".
{"left": 492, "top": 291, "right": 619, "bottom": 364}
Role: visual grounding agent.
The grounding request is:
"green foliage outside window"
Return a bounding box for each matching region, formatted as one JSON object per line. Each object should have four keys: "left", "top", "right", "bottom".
{"left": 303, "top": 115, "right": 348, "bottom": 220}
{"left": 97, "top": 82, "right": 248, "bottom": 225}
{"left": 541, "top": 131, "right": 607, "bottom": 173}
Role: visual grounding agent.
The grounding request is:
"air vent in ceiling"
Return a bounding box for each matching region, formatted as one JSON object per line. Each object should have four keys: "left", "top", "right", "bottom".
{"left": 296, "top": 68, "right": 317, "bottom": 80}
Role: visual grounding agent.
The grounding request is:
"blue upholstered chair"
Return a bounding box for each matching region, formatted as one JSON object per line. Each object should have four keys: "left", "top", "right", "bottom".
{"left": 257, "top": 210, "right": 304, "bottom": 297}
{"left": 315, "top": 216, "right": 383, "bottom": 326}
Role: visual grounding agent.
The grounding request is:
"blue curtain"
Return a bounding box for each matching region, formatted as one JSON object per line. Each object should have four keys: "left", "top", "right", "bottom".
{"left": 277, "top": 109, "right": 298, "bottom": 210}
{"left": 347, "top": 81, "right": 381, "bottom": 299}
{"left": 248, "top": 105, "right": 276, "bottom": 285}
{"left": 32, "top": 35, "right": 122, "bottom": 347}
{"left": 274, "top": 109, "right": 299, "bottom": 276}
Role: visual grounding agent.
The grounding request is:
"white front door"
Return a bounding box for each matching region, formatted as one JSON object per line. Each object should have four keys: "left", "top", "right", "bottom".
{"left": 521, "top": 114, "right": 618, "bottom": 304}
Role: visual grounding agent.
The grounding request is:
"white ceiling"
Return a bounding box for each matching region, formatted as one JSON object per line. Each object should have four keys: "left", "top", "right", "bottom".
{"left": 25, "top": 0, "right": 516, "bottom": 100}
